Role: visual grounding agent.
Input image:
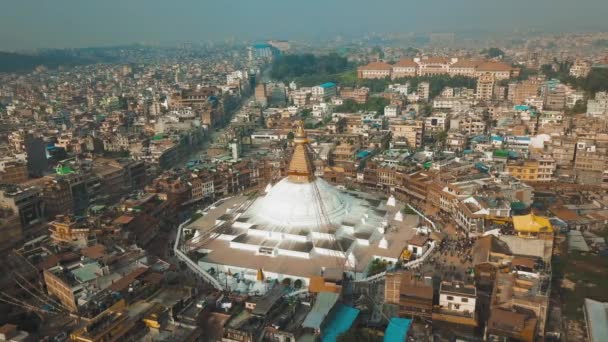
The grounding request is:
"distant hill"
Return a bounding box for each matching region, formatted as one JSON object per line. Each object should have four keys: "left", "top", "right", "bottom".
{"left": 0, "top": 50, "right": 118, "bottom": 73}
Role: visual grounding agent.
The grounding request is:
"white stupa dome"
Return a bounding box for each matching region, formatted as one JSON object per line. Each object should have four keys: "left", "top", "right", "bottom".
{"left": 247, "top": 177, "right": 352, "bottom": 230}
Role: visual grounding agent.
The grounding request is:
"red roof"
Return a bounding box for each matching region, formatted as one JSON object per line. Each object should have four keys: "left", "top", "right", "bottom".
{"left": 108, "top": 267, "right": 148, "bottom": 292}
{"left": 420, "top": 57, "right": 451, "bottom": 64}
{"left": 81, "top": 244, "right": 106, "bottom": 260}
{"left": 113, "top": 215, "right": 134, "bottom": 225}
{"left": 451, "top": 59, "right": 482, "bottom": 68}
{"left": 394, "top": 58, "right": 418, "bottom": 67}
{"left": 358, "top": 62, "right": 392, "bottom": 70}
{"left": 476, "top": 61, "right": 513, "bottom": 72}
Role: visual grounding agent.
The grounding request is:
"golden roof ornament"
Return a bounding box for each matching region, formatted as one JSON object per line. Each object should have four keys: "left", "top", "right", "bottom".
{"left": 287, "top": 120, "right": 314, "bottom": 183}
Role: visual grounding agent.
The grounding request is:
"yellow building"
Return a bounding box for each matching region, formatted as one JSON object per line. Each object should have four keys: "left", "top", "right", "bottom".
{"left": 142, "top": 304, "right": 168, "bottom": 329}
{"left": 512, "top": 214, "right": 553, "bottom": 239}
{"left": 506, "top": 160, "right": 540, "bottom": 182}
{"left": 70, "top": 310, "right": 137, "bottom": 342}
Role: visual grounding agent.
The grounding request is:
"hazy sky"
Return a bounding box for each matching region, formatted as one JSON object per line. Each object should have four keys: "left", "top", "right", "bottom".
{"left": 1, "top": 0, "right": 607, "bottom": 51}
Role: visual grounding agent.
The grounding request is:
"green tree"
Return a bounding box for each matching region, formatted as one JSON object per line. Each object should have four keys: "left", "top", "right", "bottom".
{"left": 572, "top": 100, "right": 587, "bottom": 114}
{"left": 270, "top": 53, "right": 351, "bottom": 82}
{"left": 481, "top": 47, "right": 505, "bottom": 59}
{"left": 287, "top": 131, "right": 295, "bottom": 140}
{"left": 435, "top": 130, "right": 448, "bottom": 145}
{"left": 334, "top": 98, "right": 390, "bottom": 114}
{"left": 368, "top": 258, "right": 389, "bottom": 276}
{"left": 300, "top": 108, "right": 312, "bottom": 118}
{"left": 371, "top": 46, "right": 384, "bottom": 59}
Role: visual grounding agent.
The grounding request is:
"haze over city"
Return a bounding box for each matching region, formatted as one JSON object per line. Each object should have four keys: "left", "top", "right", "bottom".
{"left": 1, "top": 0, "right": 608, "bottom": 50}
{"left": 2, "top": 1, "right": 608, "bottom": 342}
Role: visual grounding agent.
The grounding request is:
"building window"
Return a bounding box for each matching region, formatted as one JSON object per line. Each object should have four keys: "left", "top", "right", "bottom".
{"left": 447, "top": 296, "right": 454, "bottom": 300}
{"left": 461, "top": 298, "right": 468, "bottom": 303}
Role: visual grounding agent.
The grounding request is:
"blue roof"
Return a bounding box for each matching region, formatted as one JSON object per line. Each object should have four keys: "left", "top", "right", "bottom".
{"left": 491, "top": 135, "right": 504, "bottom": 142}
{"left": 585, "top": 298, "right": 608, "bottom": 342}
{"left": 321, "top": 304, "right": 360, "bottom": 342}
{"left": 514, "top": 105, "right": 530, "bottom": 111}
{"left": 471, "top": 135, "right": 487, "bottom": 143}
{"left": 384, "top": 318, "right": 412, "bottom": 342}
{"left": 357, "top": 150, "right": 371, "bottom": 159}
{"left": 320, "top": 82, "right": 336, "bottom": 89}
{"left": 302, "top": 292, "right": 340, "bottom": 329}
{"left": 253, "top": 43, "right": 271, "bottom": 49}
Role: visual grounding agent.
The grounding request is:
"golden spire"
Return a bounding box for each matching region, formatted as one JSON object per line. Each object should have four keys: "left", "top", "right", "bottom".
{"left": 294, "top": 120, "right": 308, "bottom": 144}
{"left": 287, "top": 120, "right": 315, "bottom": 183}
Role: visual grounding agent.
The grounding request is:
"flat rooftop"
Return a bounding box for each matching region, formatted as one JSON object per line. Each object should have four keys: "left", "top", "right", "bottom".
{"left": 197, "top": 214, "right": 419, "bottom": 278}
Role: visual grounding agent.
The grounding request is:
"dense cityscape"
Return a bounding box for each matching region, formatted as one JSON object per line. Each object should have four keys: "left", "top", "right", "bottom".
{"left": 1, "top": 27, "right": 608, "bottom": 342}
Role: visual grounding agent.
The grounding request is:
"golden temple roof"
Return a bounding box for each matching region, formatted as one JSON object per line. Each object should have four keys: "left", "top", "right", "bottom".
{"left": 287, "top": 121, "right": 315, "bottom": 183}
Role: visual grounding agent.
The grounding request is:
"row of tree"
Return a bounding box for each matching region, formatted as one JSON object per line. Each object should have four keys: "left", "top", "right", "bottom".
{"left": 540, "top": 59, "right": 608, "bottom": 96}
{"left": 270, "top": 53, "right": 352, "bottom": 81}
{"left": 334, "top": 98, "right": 390, "bottom": 115}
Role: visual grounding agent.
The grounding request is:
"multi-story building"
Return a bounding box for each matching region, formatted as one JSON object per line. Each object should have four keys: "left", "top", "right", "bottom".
{"left": 340, "top": 87, "right": 369, "bottom": 104}
{"left": 476, "top": 73, "right": 495, "bottom": 101}
{"left": 536, "top": 156, "right": 557, "bottom": 181}
{"left": 385, "top": 271, "right": 433, "bottom": 319}
{"left": 508, "top": 79, "right": 541, "bottom": 105}
{"left": 446, "top": 132, "right": 467, "bottom": 152}
{"left": 0, "top": 159, "right": 28, "bottom": 184}
{"left": 569, "top": 60, "right": 592, "bottom": 78}
{"left": 0, "top": 185, "right": 44, "bottom": 239}
{"left": 290, "top": 90, "right": 310, "bottom": 107}
{"left": 547, "top": 136, "right": 576, "bottom": 166}
{"left": 331, "top": 143, "right": 357, "bottom": 165}
{"left": 25, "top": 134, "right": 48, "bottom": 177}
{"left": 0, "top": 207, "right": 22, "bottom": 254}
{"left": 416, "top": 57, "right": 452, "bottom": 76}
{"left": 391, "top": 58, "right": 418, "bottom": 78}
{"left": 452, "top": 114, "right": 485, "bottom": 136}
{"left": 543, "top": 85, "right": 567, "bottom": 111}
{"left": 508, "top": 162, "right": 537, "bottom": 183}
{"left": 566, "top": 91, "right": 585, "bottom": 109}
{"left": 43, "top": 177, "right": 74, "bottom": 218}
{"left": 506, "top": 159, "right": 555, "bottom": 182}
{"left": 454, "top": 197, "right": 487, "bottom": 233}
{"left": 384, "top": 104, "right": 401, "bottom": 118}
{"left": 70, "top": 310, "right": 138, "bottom": 342}
{"left": 389, "top": 120, "right": 424, "bottom": 148}
{"left": 432, "top": 281, "right": 477, "bottom": 327}
{"left": 449, "top": 59, "right": 480, "bottom": 77}
{"left": 488, "top": 260, "right": 551, "bottom": 340}
{"left": 48, "top": 215, "right": 93, "bottom": 247}
{"left": 255, "top": 84, "right": 269, "bottom": 107}
{"left": 433, "top": 97, "right": 475, "bottom": 111}
{"left": 357, "top": 58, "right": 519, "bottom": 80}
{"left": 475, "top": 61, "right": 517, "bottom": 80}
{"left": 189, "top": 172, "right": 215, "bottom": 203}
{"left": 357, "top": 61, "right": 392, "bottom": 79}
{"left": 574, "top": 141, "right": 608, "bottom": 172}
{"left": 169, "top": 87, "right": 220, "bottom": 109}
{"left": 311, "top": 82, "right": 337, "bottom": 100}
{"left": 149, "top": 140, "right": 178, "bottom": 170}
{"left": 486, "top": 308, "right": 537, "bottom": 342}
{"left": 586, "top": 91, "right": 608, "bottom": 118}
{"left": 417, "top": 82, "right": 430, "bottom": 101}
{"left": 424, "top": 113, "right": 449, "bottom": 133}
